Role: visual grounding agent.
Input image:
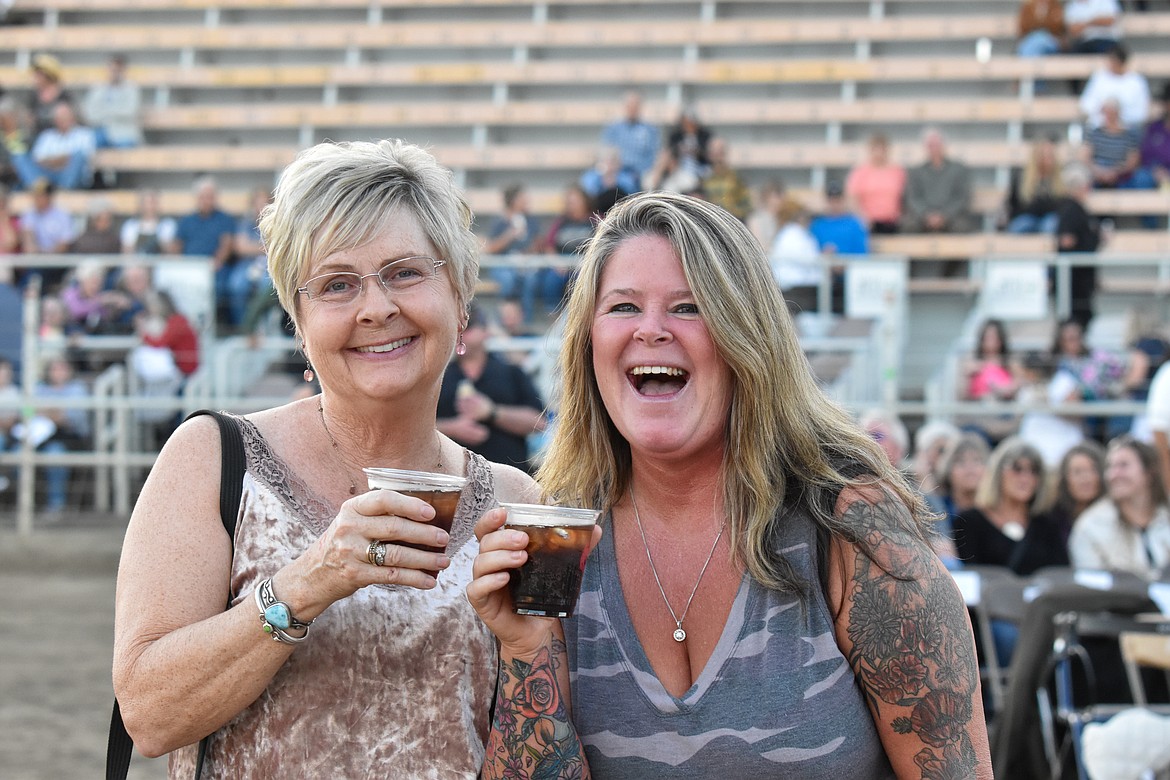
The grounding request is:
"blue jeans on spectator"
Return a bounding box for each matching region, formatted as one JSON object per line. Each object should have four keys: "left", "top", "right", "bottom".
{"left": 1007, "top": 212, "right": 1060, "bottom": 234}
{"left": 216, "top": 260, "right": 258, "bottom": 329}
{"left": 1017, "top": 30, "right": 1061, "bottom": 57}
{"left": 12, "top": 150, "right": 93, "bottom": 190}
{"left": 93, "top": 128, "right": 138, "bottom": 149}
{"left": 521, "top": 267, "right": 571, "bottom": 321}
{"left": 490, "top": 266, "right": 526, "bottom": 303}
{"left": 39, "top": 439, "right": 70, "bottom": 512}
{"left": 1116, "top": 167, "right": 1162, "bottom": 228}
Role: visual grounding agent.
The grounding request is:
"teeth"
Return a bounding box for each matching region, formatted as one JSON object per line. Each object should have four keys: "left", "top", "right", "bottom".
{"left": 356, "top": 337, "right": 412, "bottom": 353}
{"left": 629, "top": 366, "right": 687, "bottom": 377}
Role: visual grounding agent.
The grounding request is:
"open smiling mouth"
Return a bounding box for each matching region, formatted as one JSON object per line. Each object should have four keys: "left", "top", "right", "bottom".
{"left": 355, "top": 336, "right": 414, "bottom": 354}
{"left": 628, "top": 365, "right": 689, "bottom": 396}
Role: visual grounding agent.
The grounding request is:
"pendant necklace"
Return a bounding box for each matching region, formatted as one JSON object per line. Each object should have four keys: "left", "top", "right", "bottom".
{"left": 630, "top": 487, "right": 727, "bottom": 643}
{"left": 318, "top": 400, "right": 445, "bottom": 496}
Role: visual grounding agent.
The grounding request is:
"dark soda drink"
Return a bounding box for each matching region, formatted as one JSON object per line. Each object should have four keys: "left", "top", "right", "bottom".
{"left": 507, "top": 525, "right": 593, "bottom": 617}
{"left": 363, "top": 468, "right": 467, "bottom": 578}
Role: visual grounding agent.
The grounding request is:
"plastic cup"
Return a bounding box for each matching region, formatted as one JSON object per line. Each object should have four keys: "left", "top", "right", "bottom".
{"left": 364, "top": 467, "right": 467, "bottom": 576}
{"left": 500, "top": 502, "right": 600, "bottom": 618}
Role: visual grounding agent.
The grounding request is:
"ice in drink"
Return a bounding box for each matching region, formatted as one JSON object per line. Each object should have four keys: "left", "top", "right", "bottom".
{"left": 500, "top": 503, "right": 600, "bottom": 618}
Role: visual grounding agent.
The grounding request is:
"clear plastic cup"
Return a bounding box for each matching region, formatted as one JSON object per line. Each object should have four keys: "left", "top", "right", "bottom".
{"left": 500, "top": 502, "right": 600, "bottom": 618}
{"left": 364, "top": 468, "right": 468, "bottom": 576}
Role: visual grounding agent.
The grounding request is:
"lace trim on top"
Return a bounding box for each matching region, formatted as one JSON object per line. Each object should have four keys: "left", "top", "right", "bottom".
{"left": 231, "top": 413, "right": 494, "bottom": 559}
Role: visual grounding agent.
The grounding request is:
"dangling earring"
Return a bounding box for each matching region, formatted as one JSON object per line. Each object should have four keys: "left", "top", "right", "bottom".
{"left": 303, "top": 361, "right": 315, "bottom": 382}
{"left": 455, "top": 339, "right": 467, "bottom": 356}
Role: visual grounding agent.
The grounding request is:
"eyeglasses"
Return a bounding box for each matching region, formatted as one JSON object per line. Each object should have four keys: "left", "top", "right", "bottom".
{"left": 297, "top": 256, "right": 446, "bottom": 305}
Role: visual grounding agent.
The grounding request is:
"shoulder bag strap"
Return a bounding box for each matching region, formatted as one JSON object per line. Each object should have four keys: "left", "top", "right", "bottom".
{"left": 105, "top": 410, "right": 246, "bottom": 780}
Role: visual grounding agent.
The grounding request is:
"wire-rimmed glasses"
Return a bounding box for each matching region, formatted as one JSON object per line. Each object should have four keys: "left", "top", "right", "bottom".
{"left": 297, "top": 256, "right": 446, "bottom": 305}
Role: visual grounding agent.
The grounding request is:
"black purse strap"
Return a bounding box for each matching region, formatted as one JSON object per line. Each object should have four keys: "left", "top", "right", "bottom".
{"left": 106, "top": 410, "right": 246, "bottom": 780}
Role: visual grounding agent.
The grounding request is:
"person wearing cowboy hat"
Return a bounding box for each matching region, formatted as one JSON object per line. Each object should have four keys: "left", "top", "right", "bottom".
{"left": 27, "top": 53, "right": 73, "bottom": 138}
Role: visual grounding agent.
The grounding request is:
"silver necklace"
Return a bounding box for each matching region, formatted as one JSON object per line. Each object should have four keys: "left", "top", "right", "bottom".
{"left": 318, "top": 402, "right": 360, "bottom": 495}
{"left": 318, "top": 400, "right": 445, "bottom": 496}
{"left": 630, "top": 487, "right": 727, "bottom": 643}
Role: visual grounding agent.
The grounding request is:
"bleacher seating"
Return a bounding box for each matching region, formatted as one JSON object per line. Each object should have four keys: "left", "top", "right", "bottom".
{"left": 3, "top": 0, "right": 1169, "bottom": 235}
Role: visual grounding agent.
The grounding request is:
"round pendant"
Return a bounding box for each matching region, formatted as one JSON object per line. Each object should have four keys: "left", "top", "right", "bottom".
{"left": 673, "top": 627, "right": 687, "bottom": 642}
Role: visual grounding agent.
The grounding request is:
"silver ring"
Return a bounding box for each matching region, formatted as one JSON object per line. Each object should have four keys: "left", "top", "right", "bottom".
{"left": 366, "top": 540, "right": 387, "bottom": 567}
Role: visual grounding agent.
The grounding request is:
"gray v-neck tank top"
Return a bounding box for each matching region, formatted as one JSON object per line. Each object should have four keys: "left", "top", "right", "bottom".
{"left": 563, "top": 509, "right": 895, "bottom": 779}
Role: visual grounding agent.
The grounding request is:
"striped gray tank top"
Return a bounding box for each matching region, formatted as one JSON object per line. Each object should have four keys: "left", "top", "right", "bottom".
{"left": 563, "top": 510, "right": 895, "bottom": 779}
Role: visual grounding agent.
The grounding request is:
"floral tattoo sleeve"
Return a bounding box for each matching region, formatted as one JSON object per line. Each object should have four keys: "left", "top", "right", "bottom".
{"left": 840, "top": 494, "right": 985, "bottom": 779}
{"left": 482, "top": 638, "right": 590, "bottom": 780}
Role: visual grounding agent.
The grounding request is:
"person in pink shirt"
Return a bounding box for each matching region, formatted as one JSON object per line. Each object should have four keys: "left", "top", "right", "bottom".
{"left": 845, "top": 132, "right": 906, "bottom": 234}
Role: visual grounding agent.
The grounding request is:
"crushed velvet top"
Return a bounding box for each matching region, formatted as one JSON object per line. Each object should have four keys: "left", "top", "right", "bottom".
{"left": 169, "top": 415, "right": 499, "bottom": 779}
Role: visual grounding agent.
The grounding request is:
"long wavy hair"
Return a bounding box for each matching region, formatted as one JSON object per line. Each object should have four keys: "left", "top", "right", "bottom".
{"left": 536, "top": 191, "right": 931, "bottom": 592}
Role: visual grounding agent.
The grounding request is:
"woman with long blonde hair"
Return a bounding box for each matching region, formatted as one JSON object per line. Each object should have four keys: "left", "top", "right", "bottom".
{"left": 468, "top": 192, "right": 992, "bottom": 779}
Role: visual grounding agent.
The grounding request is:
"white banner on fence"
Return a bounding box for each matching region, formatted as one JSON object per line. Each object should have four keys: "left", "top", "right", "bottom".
{"left": 846, "top": 261, "right": 906, "bottom": 319}
{"left": 980, "top": 262, "right": 1047, "bottom": 320}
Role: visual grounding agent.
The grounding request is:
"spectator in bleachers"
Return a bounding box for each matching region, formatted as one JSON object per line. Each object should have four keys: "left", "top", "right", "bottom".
{"left": 25, "top": 53, "right": 72, "bottom": 138}
{"left": 665, "top": 105, "right": 711, "bottom": 182}
{"left": 436, "top": 304, "right": 546, "bottom": 473}
{"left": 532, "top": 183, "right": 594, "bottom": 321}
{"left": 1016, "top": 350, "right": 1086, "bottom": 468}
{"left": 642, "top": 147, "right": 702, "bottom": 195}
{"left": 232, "top": 186, "right": 272, "bottom": 325}
{"left": 746, "top": 178, "right": 784, "bottom": 249}
{"left": 1062, "top": 0, "right": 1123, "bottom": 55}
{"left": 482, "top": 183, "right": 541, "bottom": 317}
{"left": 0, "top": 183, "right": 20, "bottom": 254}
{"left": 12, "top": 102, "right": 96, "bottom": 191}
{"left": 1012, "top": 441, "right": 1106, "bottom": 575}
{"left": 31, "top": 355, "right": 90, "bottom": 514}
{"left": 1079, "top": 45, "right": 1150, "bottom": 129}
{"left": 103, "top": 262, "right": 151, "bottom": 334}
{"left": 136, "top": 289, "right": 199, "bottom": 378}
{"left": 600, "top": 90, "right": 660, "bottom": 180}
{"left": 1053, "top": 317, "right": 1126, "bottom": 401}
{"left": 963, "top": 319, "right": 1021, "bottom": 403}
{"left": 701, "top": 137, "right": 751, "bottom": 221}
{"left": 1139, "top": 81, "right": 1170, "bottom": 191}
{"left": 1003, "top": 134, "right": 1066, "bottom": 234}
{"left": 809, "top": 180, "right": 868, "bottom": 313}
{"left": 578, "top": 145, "right": 638, "bottom": 217}
{"left": 166, "top": 176, "right": 240, "bottom": 329}
{"left": 1069, "top": 435, "right": 1170, "bottom": 576}
{"left": 120, "top": 189, "right": 176, "bottom": 255}
{"left": 69, "top": 196, "right": 120, "bottom": 254}
{"left": 1056, "top": 163, "right": 1104, "bottom": 327}
{"left": 810, "top": 179, "right": 869, "bottom": 256}
{"left": 1147, "top": 356, "right": 1170, "bottom": 489}
{"left": 19, "top": 178, "right": 75, "bottom": 292}
{"left": 1112, "top": 307, "right": 1170, "bottom": 439}
{"left": 913, "top": 420, "right": 962, "bottom": 567}
{"left": 60, "top": 260, "right": 122, "bottom": 334}
{"left": 0, "top": 98, "right": 24, "bottom": 189}
{"left": 37, "top": 295, "right": 76, "bottom": 363}
{"left": 902, "top": 127, "right": 974, "bottom": 234}
{"left": 0, "top": 356, "right": 15, "bottom": 493}
{"left": 768, "top": 195, "right": 821, "bottom": 315}
{"left": 954, "top": 437, "right": 1049, "bottom": 568}
{"left": 845, "top": 132, "right": 905, "bottom": 234}
{"left": 1086, "top": 96, "right": 1158, "bottom": 193}
{"left": 859, "top": 407, "right": 910, "bottom": 473}
{"left": 933, "top": 432, "right": 992, "bottom": 545}
{"left": 1016, "top": 0, "right": 1065, "bottom": 58}
{"left": 82, "top": 54, "right": 142, "bottom": 149}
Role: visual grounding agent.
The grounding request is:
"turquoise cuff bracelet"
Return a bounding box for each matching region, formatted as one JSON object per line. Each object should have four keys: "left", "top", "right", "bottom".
{"left": 254, "top": 577, "right": 313, "bottom": 645}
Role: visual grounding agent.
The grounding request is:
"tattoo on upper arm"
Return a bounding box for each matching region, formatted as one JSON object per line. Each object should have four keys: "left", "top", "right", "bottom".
{"left": 841, "top": 495, "right": 980, "bottom": 779}
{"left": 483, "top": 638, "right": 587, "bottom": 780}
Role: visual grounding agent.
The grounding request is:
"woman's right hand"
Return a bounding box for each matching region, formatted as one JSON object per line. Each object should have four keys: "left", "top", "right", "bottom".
{"left": 275, "top": 488, "right": 452, "bottom": 620}
{"left": 466, "top": 508, "right": 605, "bottom": 656}
{"left": 465, "top": 507, "right": 556, "bottom": 657}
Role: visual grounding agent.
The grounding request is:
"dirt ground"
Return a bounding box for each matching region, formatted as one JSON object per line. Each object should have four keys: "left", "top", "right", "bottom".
{"left": 0, "top": 522, "right": 167, "bottom": 780}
